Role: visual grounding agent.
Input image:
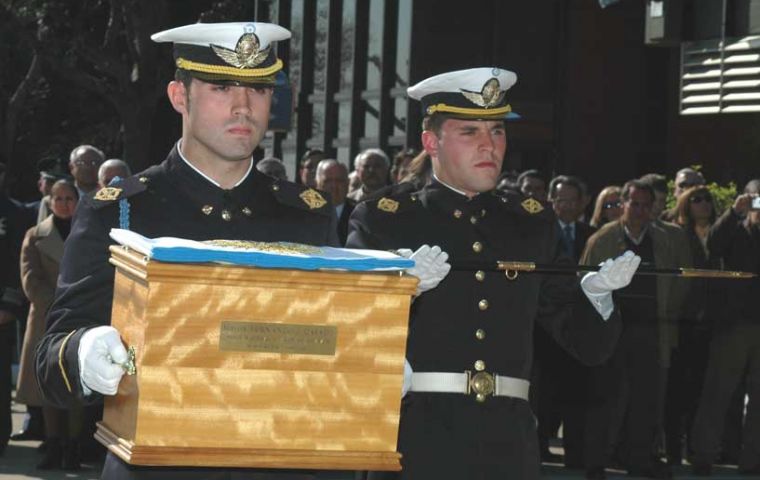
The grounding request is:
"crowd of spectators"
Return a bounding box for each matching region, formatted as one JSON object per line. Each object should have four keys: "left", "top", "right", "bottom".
{"left": 1, "top": 143, "right": 759, "bottom": 478}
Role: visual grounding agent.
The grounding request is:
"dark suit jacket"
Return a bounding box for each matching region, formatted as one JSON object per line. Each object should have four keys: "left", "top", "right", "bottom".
{"left": 574, "top": 221, "right": 596, "bottom": 263}
{"left": 336, "top": 199, "right": 356, "bottom": 246}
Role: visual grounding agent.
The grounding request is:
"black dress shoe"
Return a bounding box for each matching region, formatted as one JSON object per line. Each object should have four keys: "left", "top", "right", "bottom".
{"left": 739, "top": 464, "right": 760, "bottom": 475}
{"left": 541, "top": 451, "right": 564, "bottom": 463}
{"left": 586, "top": 466, "right": 607, "bottom": 480}
{"left": 627, "top": 461, "right": 673, "bottom": 479}
{"left": 62, "top": 441, "right": 81, "bottom": 471}
{"left": 79, "top": 437, "right": 106, "bottom": 462}
{"left": 691, "top": 462, "right": 712, "bottom": 476}
{"left": 10, "top": 428, "right": 45, "bottom": 441}
{"left": 37, "top": 439, "right": 62, "bottom": 470}
{"left": 666, "top": 455, "right": 682, "bottom": 466}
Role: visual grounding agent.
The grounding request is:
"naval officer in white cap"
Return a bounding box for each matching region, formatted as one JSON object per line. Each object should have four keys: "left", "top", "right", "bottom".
{"left": 34, "top": 20, "right": 450, "bottom": 479}
{"left": 347, "top": 67, "right": 640, "bottom": 479}
{"left": 34, "top": 21, "right": 332, "bottom": 480}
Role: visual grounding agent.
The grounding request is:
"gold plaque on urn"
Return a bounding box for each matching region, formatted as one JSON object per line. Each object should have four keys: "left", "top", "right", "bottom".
{"left": 219, "top": 321, "right": 337, "bottom": 355}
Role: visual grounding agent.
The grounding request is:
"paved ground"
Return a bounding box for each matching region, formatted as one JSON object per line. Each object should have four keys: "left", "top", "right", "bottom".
{"left": 0, "top": 396, "right": 752, "bottom": 479}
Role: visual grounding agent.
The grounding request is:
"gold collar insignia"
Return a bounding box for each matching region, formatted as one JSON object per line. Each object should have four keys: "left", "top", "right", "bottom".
{"left": 211, "top": 33, "right": 271, "bottom": 69}
{"left": 94, "top": 187, "right": 122, "bottom": 201}
{"left": 299, "top": 189, "right": 327, "bottom": 209}
{"left": 460, "top": 78, "right": 506, "bottom": 108}
{"left": 521, "top": 198, "right": 544, "bottom": 214}
{"left": 377, "top": 197, "right": 399, "bottom": 213}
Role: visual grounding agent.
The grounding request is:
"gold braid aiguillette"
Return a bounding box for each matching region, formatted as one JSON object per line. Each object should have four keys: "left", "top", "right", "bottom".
{"left": 204, "top": 239, "right": 320, "bottom": 255}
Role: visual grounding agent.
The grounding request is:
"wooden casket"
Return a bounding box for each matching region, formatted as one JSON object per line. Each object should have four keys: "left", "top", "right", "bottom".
{"left": 95, "top": 245, "right": 417, "bottom": 471}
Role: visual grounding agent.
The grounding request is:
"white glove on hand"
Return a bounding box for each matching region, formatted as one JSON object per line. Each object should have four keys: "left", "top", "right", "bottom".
{"left": 401, "top": 359, "right": 413, "bottom": 398}
{"left": 78, "top": 326, "right": 128, "bottom": 396}
{"left": 397, "top": 245, "right": 451, "bottom": 296}
{"left": 580, "top": 250, "right": 641, "bottom": 320}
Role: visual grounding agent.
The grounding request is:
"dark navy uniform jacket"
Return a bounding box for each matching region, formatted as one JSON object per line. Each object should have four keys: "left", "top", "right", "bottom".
{"left": 34, "top": 145, "right": 336, "bottom": 479}
{"left": 347, "top": 180, "right": 621, "bottom": 379}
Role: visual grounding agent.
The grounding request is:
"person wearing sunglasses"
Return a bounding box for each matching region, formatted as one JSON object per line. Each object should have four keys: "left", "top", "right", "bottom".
{"left": 590, "top": 186, "right": 623, "bottom": 229}
{"left": 691, "top": 179, "right": 760, "bottom": 475}
{"left": 674, "top": 168, "right": 706, "bottom": 200}
{"left": 659, "top": 186, "right": 720, "bottom": 466}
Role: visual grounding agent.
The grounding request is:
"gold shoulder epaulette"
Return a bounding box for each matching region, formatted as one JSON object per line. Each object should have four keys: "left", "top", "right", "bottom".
{"left": 521, "top": 197, "right": 544, "bottom": 214}
{"left": 377, "top": 197, "right": 400, "bottom": 213}
{"left": 270, "top": 182, "right": 331, "bottom": 215}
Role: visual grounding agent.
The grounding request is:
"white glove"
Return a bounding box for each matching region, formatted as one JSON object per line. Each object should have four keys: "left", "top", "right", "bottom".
{"left": 401, "top": 359, "right": 413, "bottom": 398}
{"left": 397, "top": 245, "right": 451, "bottom": 296}
{"left": 580, "top": 250, "right": 641, "bottom": 320}
{"left": 77, "top": 326, "right": 129, "bottom": 396}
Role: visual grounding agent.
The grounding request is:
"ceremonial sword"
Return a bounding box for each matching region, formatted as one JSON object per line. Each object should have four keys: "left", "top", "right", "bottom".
{"left": 450, "top": 261, "right": 757, "bottom": 280}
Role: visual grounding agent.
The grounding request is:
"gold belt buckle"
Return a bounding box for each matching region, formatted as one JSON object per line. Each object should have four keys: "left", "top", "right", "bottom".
{"left": 467, "top": 370, "right": 495, "bottom": 403}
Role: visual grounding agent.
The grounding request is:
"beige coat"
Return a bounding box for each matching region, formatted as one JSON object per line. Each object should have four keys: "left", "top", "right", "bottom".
{"left": 15, "top": 215, "right": 64, "bottom": 405}
{"left": 580, "top": 219, "right": 692, "bottom": 366}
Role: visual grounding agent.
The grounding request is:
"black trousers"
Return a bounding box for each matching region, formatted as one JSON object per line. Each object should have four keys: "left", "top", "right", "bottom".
{"left": 663, "top": 324, "right": 710, "bottom": 462}
{"left": 0, "top": 322, "right": 13, "bottom": 451}
{"left": 691, "top": 325, "right": 760, "bottom": 470}
{"left": 533, "top": 328, "right": 588, "bottom": 467}
{"left": 369, "top": 393, "right": 540, "bottom": 480}
{"left": 584, "top": 324, "right": 661, "bottom": 470}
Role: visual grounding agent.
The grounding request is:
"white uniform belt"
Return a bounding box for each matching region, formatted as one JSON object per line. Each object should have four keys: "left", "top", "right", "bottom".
{"left": 409, "top": 372, "right": 530, "bottom": 401}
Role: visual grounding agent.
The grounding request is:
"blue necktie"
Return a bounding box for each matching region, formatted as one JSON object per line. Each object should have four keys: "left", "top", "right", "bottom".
{"left": 562, "top": 224, "right": 574, "bottom": 258}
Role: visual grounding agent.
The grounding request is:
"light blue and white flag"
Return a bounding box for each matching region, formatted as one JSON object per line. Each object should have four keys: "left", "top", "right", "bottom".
{"left": 109, "top": 229, "right": 413, "bottom": 272}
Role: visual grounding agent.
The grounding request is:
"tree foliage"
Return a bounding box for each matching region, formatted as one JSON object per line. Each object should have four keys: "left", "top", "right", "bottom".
{"left": 1, "top": 0, "right": 259, "bottom": 199}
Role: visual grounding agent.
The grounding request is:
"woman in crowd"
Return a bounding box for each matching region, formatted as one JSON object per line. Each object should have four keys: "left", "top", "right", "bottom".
{"left": 590, "top": 186, "right": 623, "bottom": 228}
{"left": 391, "top": 148, "right": 417, "bottom": 184}
{"left": 664, "top": 185, "right": 720, "bottom": 465}
{"left": 18, "top": 179, "right": 81, "bottom": 470}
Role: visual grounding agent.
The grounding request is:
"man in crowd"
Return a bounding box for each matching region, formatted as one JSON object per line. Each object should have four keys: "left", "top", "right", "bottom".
{"left": 68, "top": 145, "right": 104, "bottom": 197}
{"left": 256, "top": 156, "right": 287, "bottom": 180}
{"left": 549, "top": 175, "right": 596, "bottom": 262}
{"left": 390, "top": 149, "right": 416, "bottom": 184}
{"left": 34, "top": 21, "right": 340, "bottom": 480}
{"left": 662, "top": 168, "right": 706, "bottom": 222}
{"left": 582, "top": 180, "right": 688, "bottom": 479}
{"left": 516, "top": 169, "right": 547, "bottom": 202}
{"left": 640, "top": 173, "right": 669, "bottom": 220}
{"left": 316, "top": 159, "right": 353, "bottom": 245}
{"left": 639, "top": 172, "right": 700, "bottom": 465}
{"left": 347, "top": 148, "right": 390, "bottom": 202}
{"left": 535, "top": 174, "right": 598, "bottom": 467}
{"left": 33, "top": 156, "right": 70, "bottom": 224}
{"left": 674, "top": 167, "right": 706, "bottom": 199}
{"left": 298, "top": 148, "right": 326, "bottom": 188}
{"left": 97, "top": 159, "right": 131, "bottom": 188}
{"left": 0, "top": 161, "right": 34, "bottom": 455}
{"left": 347, "top": 67, "right": 640, "bottom": 479}
{"left": 690, "top": 180, "right": 760, "bottom": 476}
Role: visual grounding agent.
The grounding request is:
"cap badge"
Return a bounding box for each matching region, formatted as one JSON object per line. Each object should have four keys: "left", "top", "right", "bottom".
{"left": 460, "top": 78, "right": 505, "bottom": 108}
{"left": 94, "top": 187, "right": 122, "bottom": 201}
{"left": 299, "top": 189, "right": 327, "bottom": 209}
{"left": 211, "top": 33, "right": 271, "bottom": 69}
{"left": 521, "top": 198, "right": 544, "bottom": 214}
{"left": 377, "top": 197, "right": 399, "bottom": 213}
